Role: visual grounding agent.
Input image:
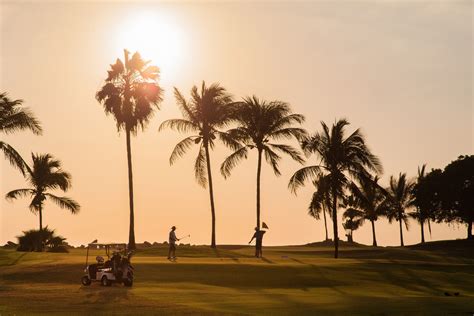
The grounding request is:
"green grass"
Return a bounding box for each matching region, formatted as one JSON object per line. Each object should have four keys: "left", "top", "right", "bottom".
{"left": 0, "top": 240, "right": 473, "bottom": 315}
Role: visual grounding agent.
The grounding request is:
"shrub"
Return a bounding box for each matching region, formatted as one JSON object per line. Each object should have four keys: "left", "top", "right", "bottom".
{"left": 17, "top": 227, "right": 69, "bottom": 252}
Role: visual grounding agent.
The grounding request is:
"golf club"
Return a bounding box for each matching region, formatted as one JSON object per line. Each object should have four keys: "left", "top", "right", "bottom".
{"left": 179, "top": 234, "right": 190, "bottom": 240}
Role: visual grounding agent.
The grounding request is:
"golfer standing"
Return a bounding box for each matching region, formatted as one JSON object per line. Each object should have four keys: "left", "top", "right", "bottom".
{"left": 249, "top": 227, "right": 266, "bottom": 258}
{"left": 168, "top": 226, "right": 179, "bottom": 260}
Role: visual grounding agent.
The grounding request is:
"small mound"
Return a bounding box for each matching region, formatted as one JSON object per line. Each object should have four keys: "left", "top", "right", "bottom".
{"left": 306, "top": 239, "right": 369, "bottom": 248}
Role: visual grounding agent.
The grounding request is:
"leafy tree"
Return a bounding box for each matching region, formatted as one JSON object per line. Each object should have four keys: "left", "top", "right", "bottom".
{"left": 96, "top": 50, "right": 163, "bottom": 249}
{"left": 221, "top": 96, "right": 306, "bottom": 234}
{"left": 289, "top": 119, "right": 382, "bottom": 258}
{"left": 385, "top": 173, "right": 414, "bottom": 246}
{"left": 159, "top": 82, "right": 238, "bottom": 248}
{"left": 308, "top": 173, "right": 332, "bottom": 241}
{"left": 349, "top": 175, "right": 387, "bottom": 246}
{"left": 5, "top": 153, "right": 80, "bottom": 238}
{"left": 436, "top": 155, "right": 474, "bottom": 239}
{"left": 0, "top": 92, "right": 42, "bottom": 174}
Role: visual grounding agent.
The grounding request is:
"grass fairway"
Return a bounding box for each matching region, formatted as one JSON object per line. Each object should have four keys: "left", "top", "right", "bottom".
{"left": 0, "top": 240, "right": 473, "bottom": 315}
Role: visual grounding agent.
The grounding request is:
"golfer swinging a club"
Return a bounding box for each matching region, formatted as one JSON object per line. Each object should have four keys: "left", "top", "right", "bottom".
{"left": 168, "top": 226, "right": 179, "bottom": 260}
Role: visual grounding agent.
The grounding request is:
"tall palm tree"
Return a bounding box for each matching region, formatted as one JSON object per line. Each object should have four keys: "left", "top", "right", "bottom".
{"left": 410, "top": 164, "right": 430, "bottom": 243}
{"left": 96, "top": 50, "right": 163, "bottom": 250}
{"left": 221, "top": 96, "right": 306, "bottom": 232}
{"left": 159, "top": 82, "right": 238, "bottom": 248}
{"left": 0, "top": 92, "right": 42, "bottom": 174}
{"left": 5, "top": 153, "right": 80, "bottom": 234}
{"left": 349, "top": 175, "right": 388, "bottom": 246}
{"left": 385, "top": 173, "right": 415, "bottom": 247}
{"left": 289, "top": 119, "right": 382, "bottom": 258}
{"left": 308, "top": 173, "right": 332, "bottom": 241}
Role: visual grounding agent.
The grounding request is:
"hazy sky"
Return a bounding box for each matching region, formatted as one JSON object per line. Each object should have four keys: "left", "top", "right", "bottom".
{"left": 1, "top": 1, "right": 472, "bottom": 246}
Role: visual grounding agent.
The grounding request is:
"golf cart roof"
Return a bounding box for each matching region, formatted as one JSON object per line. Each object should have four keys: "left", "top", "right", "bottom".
{"left": 88, "top": 242, "right": 127, "bottom": 247}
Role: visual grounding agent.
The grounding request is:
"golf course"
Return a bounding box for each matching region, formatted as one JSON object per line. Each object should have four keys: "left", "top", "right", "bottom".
{"left": 1, "top": 240, "right": 473, "bottom": 315}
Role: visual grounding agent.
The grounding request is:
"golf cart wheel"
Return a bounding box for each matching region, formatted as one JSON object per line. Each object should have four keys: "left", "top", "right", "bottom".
{"left": 101, "top": 276, "right": 111, "bottom": 287}
{"left": 123, "top": 278, "right": 133, "bottom": 287}
{"left": 81, "top": 276, "right": 91, "bottom": 286}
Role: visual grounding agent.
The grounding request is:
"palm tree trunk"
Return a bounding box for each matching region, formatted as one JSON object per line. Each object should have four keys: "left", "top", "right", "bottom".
{"left": 323, "top": 208, "right": 329, "bottom": 241}
{"left": 204, "top": 142, "right": 217, "bottom": 248}
{"left": 256, "top": 149, "right": 263, "bottom": 230}
{"left": 332, "top": 189, "right": 338, "bottom": 258}
{"left": 398, "top": 211, "right": 404, "bottom": 247}
{"left": 468, "top": 220, "right": 473, "bottom": 240}
{"left": 38, "top": 203, "right": 44, "bottom": 251}
{"left": 371, "top": 219, "right": 377, "bottom": 247}
{"left": 39, "top": 204, "right": 43, "bottom": 232}
{"left": 126, "top": 129, "right": 136, "bottom": 250}
{"left": 420, "top": 219, "right": 425, "bottom": 243}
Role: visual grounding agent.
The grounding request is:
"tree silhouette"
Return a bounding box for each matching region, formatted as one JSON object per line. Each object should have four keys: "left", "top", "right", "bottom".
{"left": 308, "top": 173, "right": 332, "bottom": 241}
{"left": 221, "top": 96, "right": 306, "bottom": 235}
{"left": 341, "top": 196, "right": 364, "bottom": 243}
{"left": 289, "top": 119, "right": 382, "bottom": 258}
{"left": 0, "top": 92, "right": 42, "bottom": 174}
{"left": 5, "top": 153, "right": 80, "bottom": 237}
{"left": 348, "top": 175, "right": 388, "bottom": 246}
{"left": 159, "top": 82, "right": 238, "bottom": 248}
{"left": 409, "top": 165, "right": 433, "bottom": 243}
{"left": 385, "top": 173, "right": 414, "bottom": 247}
{"left": 436, "top": 155, "right": 474, "bottom": 239}
{"left": 96, "top": 50, "right": 163, "bottom": 250}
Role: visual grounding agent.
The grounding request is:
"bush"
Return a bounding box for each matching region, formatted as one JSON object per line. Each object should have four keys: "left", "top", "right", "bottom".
{"left": 17, "top": 227, "right": 69, "bottom": 252}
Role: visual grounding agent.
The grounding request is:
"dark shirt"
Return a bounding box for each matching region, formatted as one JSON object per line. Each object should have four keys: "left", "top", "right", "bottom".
{"left": 252, "top": 230, "right": 266, "bottom": 245}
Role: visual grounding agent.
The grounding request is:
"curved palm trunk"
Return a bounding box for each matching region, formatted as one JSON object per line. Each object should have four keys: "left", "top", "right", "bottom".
{"left": 323, "top": 208, "right": 329, "bottom": 241}
{"left": 204, "top": 142, "right": 217, "bottom": 248}
{"left": 420, "top": 219, "right": 425, "bottom": 243}
{"left": 332, "top": 189, "right": 338, "bottom": 258}
{"left": 371, "top": 219, "right": 377, "bottom": 247}
{"left": 126, "top": 129, "right": 136, "bottom": 250}
{"left": 398, "top": 210, "right": 404, "bottom": 247}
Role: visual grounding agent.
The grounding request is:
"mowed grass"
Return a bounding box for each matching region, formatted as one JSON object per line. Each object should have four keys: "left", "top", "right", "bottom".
{"left": 0, "top": 240, "right": 473, "bottom": 315}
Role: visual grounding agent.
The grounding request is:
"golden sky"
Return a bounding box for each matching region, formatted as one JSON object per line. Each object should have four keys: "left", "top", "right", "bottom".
{"left": 1, "top": 1, "right": 472, "bottom": 246}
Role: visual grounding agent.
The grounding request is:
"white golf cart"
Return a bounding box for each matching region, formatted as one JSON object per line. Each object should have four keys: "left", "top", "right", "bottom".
{"left": 81, "top": 242, "right": 134, "bottom": 287}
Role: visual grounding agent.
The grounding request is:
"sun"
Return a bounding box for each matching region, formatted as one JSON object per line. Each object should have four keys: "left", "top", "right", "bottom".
{"left": 116, "top": 11, "right": 184, "bottom": 83}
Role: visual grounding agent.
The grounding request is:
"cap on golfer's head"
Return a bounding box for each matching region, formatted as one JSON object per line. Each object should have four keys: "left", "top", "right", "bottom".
{"left": 171, "top": 226, "right": 176, "bottom": 230}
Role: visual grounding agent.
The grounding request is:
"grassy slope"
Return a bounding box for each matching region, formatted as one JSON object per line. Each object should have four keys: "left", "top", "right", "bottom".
{"left": 0, "top": 240, "right": 473, "bottom": 315}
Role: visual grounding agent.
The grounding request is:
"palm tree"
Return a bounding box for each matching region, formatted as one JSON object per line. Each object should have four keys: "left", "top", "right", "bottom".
{"left": 159, "top": 82, "right": 238, "bottom": 248}
{"left": 410, "top": 164, "right": 431, "bottom": 243}
{"left": 342, "top": 201, "right": 364, "bottom": 243}
{"left": 289, "top": 119, "right": 382, "bottom": 258}
{"left": 96, "top": 50, "right": 163, "bottom": 250}
{"left": 0, "top": 92, "right": 42, "bottom": 174}
{"left": 221, "top": 96, "right": 306, "bottom": 232}
{"left": 349, "top": 175, "right": 388, "bottom": 246}
{"left": 308, "top": 173, "right": 332, "bottom": 241}
{"left": 385, "top": 173, "right": 415, "bottom": 247}
{"left": 5, "top": 153, "right": 80, "bottom": 234}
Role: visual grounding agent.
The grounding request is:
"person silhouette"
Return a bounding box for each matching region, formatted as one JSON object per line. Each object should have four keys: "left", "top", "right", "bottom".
{"left": 249, "top": 227, "right": 266, "bottom": 258}
{"left": 168, "top": 226, "right": 179, "bottom": 260}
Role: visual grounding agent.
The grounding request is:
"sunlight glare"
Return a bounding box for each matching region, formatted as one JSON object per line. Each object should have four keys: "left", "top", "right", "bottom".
{"left": 117, "top": 11, "right": 183, "bottom": 83}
